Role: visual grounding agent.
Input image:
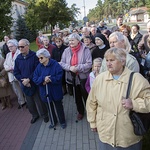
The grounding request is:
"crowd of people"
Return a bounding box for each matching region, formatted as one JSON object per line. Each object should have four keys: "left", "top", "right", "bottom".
{"left": 0, "top": 15, "right": 150, "bottom": 149}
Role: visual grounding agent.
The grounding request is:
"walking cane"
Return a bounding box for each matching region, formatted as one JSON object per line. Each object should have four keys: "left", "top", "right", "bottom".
{"left": 70, "top": 71, "right": 78, "bottom": 123}
{"left": 78, "top": 75, "right": 87, "bottom": 112}
{"left": 46, "top": 84, "right": 56, "bottom": 130}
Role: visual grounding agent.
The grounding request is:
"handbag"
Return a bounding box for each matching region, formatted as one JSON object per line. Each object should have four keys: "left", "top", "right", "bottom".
{"left": 0, "top": 76, "right": 7, "bottom": 87}
{"left": 127, "top": 72, "right": 150, "bottom": 136}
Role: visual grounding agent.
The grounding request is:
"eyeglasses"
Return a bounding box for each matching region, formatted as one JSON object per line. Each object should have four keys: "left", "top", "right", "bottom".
{"left": 55, "top": 41, "right": 62, "bottom": 43}
{"left": 8, "top": 46, "right": 14, "bottom": 49}
{"left": 18, "top": 45, "right": 27, "bottom": 49}
{"left": 39, "top": 57, "right": 44, "bottom": 60}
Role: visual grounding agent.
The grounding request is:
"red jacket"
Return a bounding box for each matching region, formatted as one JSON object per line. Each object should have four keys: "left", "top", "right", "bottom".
{"left": 40, "top": 44, "right": 56, "bottom": 56}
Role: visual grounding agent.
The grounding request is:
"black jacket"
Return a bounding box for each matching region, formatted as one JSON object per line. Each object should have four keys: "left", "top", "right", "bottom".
{"left": 130, "top": 32, "right": 143, "bottom": 51}
{"left": 1, "top": 43, "right": 10, "bottom": 58}
{"left": 51, "top": 44, "right": 68, "bottom": 62}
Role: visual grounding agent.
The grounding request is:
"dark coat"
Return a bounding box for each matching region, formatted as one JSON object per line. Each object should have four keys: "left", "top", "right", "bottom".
{"left": 92, "top": 45, "right": 109, "bottom": 60}
{"left": 51, "top": 44, "right": 68, "bottom": 62}
{"left": 130, "top": 32, "right": 143, "bottom": 51}
{"left": 1, "top": 43, "right": 10, "bottom": 58}
{"left": 33, "top": 59, "right": 63, "bottom": 102}
{"left": 14, "top": 50, "right": 39, "bottom": 96}
{"left": 40, "top": 44, "right": 56, "bottom": 56}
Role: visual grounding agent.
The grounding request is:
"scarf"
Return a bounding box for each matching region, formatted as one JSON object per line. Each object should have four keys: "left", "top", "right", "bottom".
{"left": 71, "top": 42, "right": 81, "bottom": 66}
{"left": 12, "top": 52, "right": 15, "bottom": 58}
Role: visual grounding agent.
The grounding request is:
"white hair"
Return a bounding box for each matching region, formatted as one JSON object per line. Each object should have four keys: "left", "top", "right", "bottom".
{"left": 36, "top": 48, "right": 51, "bottom": 58}
{"left": 109, "top": 32, "right": 131, "bottom": 52}
{"left": 82, "top": 27, "right": 90, "bottom": 32}
{"left": 19, "top": 39, "right": 30, "bottom": 45}
{"left": 68, "top": 33, "right": 81, "bottom": 41}
{"left": 7, "top": 39, "right": 18, "bottom": 47}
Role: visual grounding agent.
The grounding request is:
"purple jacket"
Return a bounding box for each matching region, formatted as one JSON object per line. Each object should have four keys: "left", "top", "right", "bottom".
{"left": 85, "top": 71, "right": 96, "bottom": 93}
{"left": 60, "top": 43, "right": 92, "bottom": 85}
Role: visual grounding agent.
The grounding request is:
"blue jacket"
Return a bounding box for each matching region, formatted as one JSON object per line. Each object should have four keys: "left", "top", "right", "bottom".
{"left": 14, "top": 50, "right": 39, "bottom": 96}
{"left": 33, "top": 59, "right": 63, "bottom": 102}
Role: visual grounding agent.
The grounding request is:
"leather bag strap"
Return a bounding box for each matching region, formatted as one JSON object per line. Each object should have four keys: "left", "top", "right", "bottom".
{"left": 126, "top": 72, "right": 135, "bottom": 99}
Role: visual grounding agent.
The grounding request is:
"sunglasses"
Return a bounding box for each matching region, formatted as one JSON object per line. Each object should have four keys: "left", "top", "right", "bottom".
{"left": 18, "top": 45, "right": 27, "bottom": 49}
{"left": 39, "top": 57, "right": 44, "bottom": 60}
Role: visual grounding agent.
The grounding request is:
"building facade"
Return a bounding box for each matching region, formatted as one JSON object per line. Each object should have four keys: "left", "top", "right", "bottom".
{"left": 11, "top": 0, "right": 27, "bottom": 35}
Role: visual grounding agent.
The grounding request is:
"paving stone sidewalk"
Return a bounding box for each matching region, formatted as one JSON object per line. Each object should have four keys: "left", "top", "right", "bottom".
{"left": 21, "top": 94, "right": 99, "bottom": 150}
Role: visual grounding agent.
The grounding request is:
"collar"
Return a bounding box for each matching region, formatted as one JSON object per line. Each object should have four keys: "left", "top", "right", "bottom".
{"left": 105, "top": 67, "right": 131, "bottom": 84}
{"left": 98, "top": 44, "right": 105, "bottom": 49}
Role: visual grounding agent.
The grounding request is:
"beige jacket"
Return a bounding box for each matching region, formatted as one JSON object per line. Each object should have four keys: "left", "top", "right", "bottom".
{"left": 86, "top": 67, "right": 150, "bottom": 148}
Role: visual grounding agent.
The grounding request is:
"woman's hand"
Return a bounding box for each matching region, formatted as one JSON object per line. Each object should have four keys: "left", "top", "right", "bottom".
{"left": 91, "top": 128, "right": 97, "bottom": 132}
{"left": 45, "top": 76, "right": 51, "bottom": 83}
{"left": 122, "top": 97, "right": 133, "bottom": 110}
{"left": 70, "top": 66, "right": 77, "bottom": 73}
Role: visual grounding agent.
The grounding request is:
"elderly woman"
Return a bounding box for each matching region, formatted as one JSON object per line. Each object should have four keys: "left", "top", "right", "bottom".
{"left": 83, "top": 36, "right": 96, "bottom": 54}
{"left": 86, "top": 47, "right": 150, "bottom": 150}
{"left": 60, "top": 33, "right": 92, "bottom": 120}
{"left": 4, "top": 39, "right": 26, "bottom": 109}
{"left": 100, "top": 32, "right": 140, "bottom": 73}
{"left": 33, "top": 48, "right": 66, "bottom": 129}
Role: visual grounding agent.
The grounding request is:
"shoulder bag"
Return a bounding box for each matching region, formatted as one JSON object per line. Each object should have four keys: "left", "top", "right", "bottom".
{"left": 127, "top": 72, "right": 150, "bottom": 136}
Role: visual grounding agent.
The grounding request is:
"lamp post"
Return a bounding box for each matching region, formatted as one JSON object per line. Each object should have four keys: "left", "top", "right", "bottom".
{"left": 83, "top": 0, "right": 86, "bottom": 17}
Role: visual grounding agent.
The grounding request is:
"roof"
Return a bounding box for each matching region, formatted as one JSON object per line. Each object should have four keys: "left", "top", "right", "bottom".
{"left": 129, "top": 7, "right": 148, "bottom": 15}
{"left": 14, "top": 0, "right": 28, "bottom": 6}
{"left": 130, "top": 9, "right": 146, "bottom": 15}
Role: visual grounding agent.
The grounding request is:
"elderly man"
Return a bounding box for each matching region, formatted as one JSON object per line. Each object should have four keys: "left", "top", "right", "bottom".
{"left": 40, "top": 36, "right": 55, "bottom": 55}
{"left": 90, "top": 26, "right": 97, "bottom": 44}
{"left": 81, "top": 27, "right": 92, "bottom": 44}
{"left": 14, "top": 39, "right": 49, "bottom": 124}
{"left": 97, "top": 21, "right": 107, "bottom": 33}
{"left": 100, "top": 32, "right": 140, "bottom": 73}
{"left": 81, "top": 27, "right": 91, "bottom": 38}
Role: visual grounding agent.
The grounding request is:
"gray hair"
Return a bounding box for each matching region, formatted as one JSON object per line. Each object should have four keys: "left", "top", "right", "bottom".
{"left": 36, "top": 48, "right": 51, "bottom": 58}
{"left": 123, "top": 35, "right": 131, "bottom": 53}
{"left": 68, "top": 33, "right": 81, "bottom": 41}
{"left": 19, "top": 39, "right": 30, "bottom": 45}
{"left": 82, "top": 27, "right": 90, "bottom": 32}
{"left": 109, "top": 32, "right": 131, "bottom": 52}
{"left": 7, "top": 39, "right": 18, "bottom": 47}
{"left": 104, "top": 47, "right": 126, "bottom": 65}
{"left": 109, "top": 32, "right": 124, "bottom": 42}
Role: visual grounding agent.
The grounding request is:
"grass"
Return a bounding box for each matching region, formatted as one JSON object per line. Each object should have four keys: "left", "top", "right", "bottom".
{"left": 29, "top": 41, "right": 38, "bottom": 52}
